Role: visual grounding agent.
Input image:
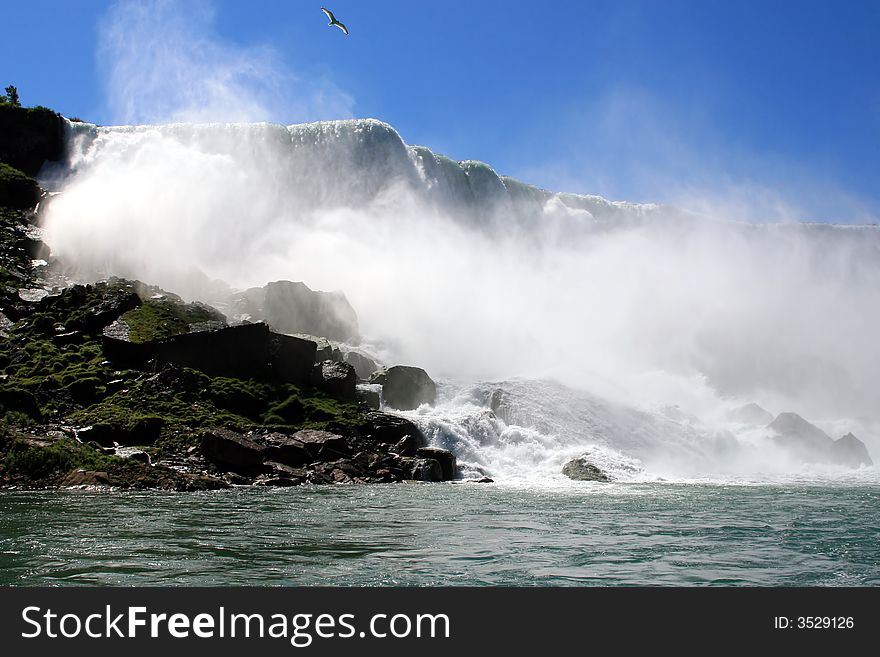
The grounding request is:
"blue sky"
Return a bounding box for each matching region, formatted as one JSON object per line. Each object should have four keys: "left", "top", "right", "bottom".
{"left": 2, "top": 0, "right": 878, "bottom": 221}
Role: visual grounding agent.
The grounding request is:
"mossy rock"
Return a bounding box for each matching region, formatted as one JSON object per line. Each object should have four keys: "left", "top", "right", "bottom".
{"left": 0, "top": 162, "right": 39, "bottom": 209}
{"left": 118, "top": 299, "right": 226, "bottom": 343}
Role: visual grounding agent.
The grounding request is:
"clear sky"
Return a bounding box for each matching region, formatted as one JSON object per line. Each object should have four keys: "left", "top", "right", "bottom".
{"left": 2, "top": 0, "right": 878, "bottom": 222}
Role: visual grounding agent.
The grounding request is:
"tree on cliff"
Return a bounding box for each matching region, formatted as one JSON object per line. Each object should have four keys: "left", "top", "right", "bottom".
{"left": 2, "top": 86, "right": 21, "bottom": 107}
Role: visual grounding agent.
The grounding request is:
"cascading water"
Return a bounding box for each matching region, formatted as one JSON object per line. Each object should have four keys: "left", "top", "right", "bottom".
{"left": 38, "top": 118, "right": 880, "bottom": 483}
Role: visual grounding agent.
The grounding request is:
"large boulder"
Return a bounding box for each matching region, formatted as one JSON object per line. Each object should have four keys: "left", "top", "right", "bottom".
{"left": 411, "top": 458, "right": 444, "bottom": 482}
{"left": 200, "top": 429, "right": 265, "bottom": 469}
{"left": 270, "top": 333, "right": 318, "bottom": 385}
{"left": 562, "top": 457, "right": 610, "bottom": 482}
{"left": 291, "top": 429, "right": 348, "bottom": 459}
{"left": 312, "top": 360, "right": 357, "bottom": 400}
{"left": 415, "top": 447, "right": 457, "bottom": 481}
{"left": 374, "top": 365, "right": 437, "bottom": 410}
{"left": 232, "top": 280, "right": 359, "bottom": 342}
{"left": 361, "top": 411, "right": 427, "bottom": 445}
{"left": 768, "top": 412, "right": 835, "bottom": 462}
{"left": 830, "top": 433, "right": 873, "bottom": 468}
{"left": 726, "top": 403, "right": 774, "bottom": 426}
{"left": 343, "top": 349, "right": 378, "bottom": 380}
{"left": 155, "top": 323, "right": 274, "bottom": 380}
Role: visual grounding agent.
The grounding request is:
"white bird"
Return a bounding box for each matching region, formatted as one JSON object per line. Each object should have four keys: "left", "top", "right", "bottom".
{"left": 321, "top": 7, "right": 349, "bottom": 35}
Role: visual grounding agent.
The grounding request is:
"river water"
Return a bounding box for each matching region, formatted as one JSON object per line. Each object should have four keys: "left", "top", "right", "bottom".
{"left": 2, "top": 481, "right": 878, "bottom": 586}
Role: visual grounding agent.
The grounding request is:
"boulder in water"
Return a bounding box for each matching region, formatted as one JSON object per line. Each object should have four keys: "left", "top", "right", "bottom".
{"left": 374, "top": 365, "right": 437, "bottom": 410}
{"left": 562, "top": 457, "right": 611, "bottom": 482}
{"left": 416, "top": 447, "right": 457, "bottom": 481}
{"left": 830, "top": 433, "right": 873, "bottom": 468}
{"left": 411, "top": 458, "right": 444, "bottom": 482}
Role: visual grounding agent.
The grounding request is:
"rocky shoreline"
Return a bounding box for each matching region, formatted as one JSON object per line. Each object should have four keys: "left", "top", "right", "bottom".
{"left": 0, "top": 103, "right": 462, "bottom": 491}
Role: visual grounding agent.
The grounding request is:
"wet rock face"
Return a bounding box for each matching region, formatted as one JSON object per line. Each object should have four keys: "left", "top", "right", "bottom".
{"left": 373, "top": 365, "right": 437, "bottom": 410}
{"left": 561, "top": 458, "right": 610, "bottom": 482}
{"left": 416, "top": 447, "right": 457, "bottom": 481}
{"left": 312, "top": 360, "right": 357, "bottom": 400}
{"left": 361, "top": 412, "right": 427, "bottom": 446}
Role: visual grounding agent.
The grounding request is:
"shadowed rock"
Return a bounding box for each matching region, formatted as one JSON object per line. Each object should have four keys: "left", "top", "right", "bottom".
{"left": 361, "top": 411, "right": 427, "bottom": 445}
{"left": 416, "top": 446, "right": 457, "bottom": 480}
{"left": 201, "top": 429, "right": 265, "bottom": 469}
{"left": 373, "top": 365, "right": 436, "bottom": 410}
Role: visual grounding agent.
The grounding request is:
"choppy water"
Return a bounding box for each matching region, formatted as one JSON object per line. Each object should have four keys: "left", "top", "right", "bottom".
{"left": 1, "top": 482, "right": 878, "bottom": 586}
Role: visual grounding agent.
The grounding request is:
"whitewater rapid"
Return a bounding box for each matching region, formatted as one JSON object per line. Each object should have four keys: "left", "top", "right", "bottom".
{"left": 37, "top": 117, "right": 880, "bottom": 483}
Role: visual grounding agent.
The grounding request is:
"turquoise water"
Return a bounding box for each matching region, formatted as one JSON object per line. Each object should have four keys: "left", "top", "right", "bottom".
{"left": 1, "top": 482, "right": 878, "bottom": 586}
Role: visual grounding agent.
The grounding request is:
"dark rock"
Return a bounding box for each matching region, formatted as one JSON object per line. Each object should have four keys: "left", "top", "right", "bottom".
{"left": 264, "top": 461, "right": 308, "bottom": 480}
{"left": 0, "top": 105, "right": 64, "bottom": 176}
{"left": 768, "top": 412, "right": 835, "bottom": 462}
{"left": 416, "top": 447, "right": 457, "bottom": 480}
{"left": 233, "top": 280, "right": 359, "bottom": 341}
{"left": 311, "top": 360, "right": 357, "bottom": 400}
{"left": 291, "top": 429, "right": 348, "bottom": 458}
{"left": 411, "top": 458, "right": 444, "bottom": 482}
{"left": 0, "top": 162, "right": 40, "bottom": 209}
{"left": 115, "top": 447, "right": 151, "bottom": 464}
{"left": 726, "top": 403, "right": 774, "bottom": 425}
{"left": 379, "top": 365, "right": 437, "bottom": 410}
{"left": 76, "top": 424, "right": 117, "bottom": 448}
{"left": 291, "top": 334, "right": 334, "bottom": 361}
{"left": 61, "top": 469, "right": 112, "bottom": 487}
{"left": 25, "top": 237, "right": 50, "bottom": 260}
{"left": 356, "top": 384, "right": 381, "bottom": 410}
{"left": 155, "top": 322, "right": 273, "bottom": 379}
{"left": 468, "top": 477, "right": 494, "bottom": 483}
{"left": 391, "top": 434, "right": 417, "bottom": 457}
{"left": 263, "top": 435, "right": 312, "bottom": 467}
{"left": 270, "top": 333, "right": 317, "bottom": 385}
{"left": 200, "top": 429, "right": 265, "bottom": 469}
{"left": 562, "top": 458, "right": 611, "bottom": 482}
{"left": 362, "top": 411, "right": 427, "bottom": 445}
{"left": 343, "top": 350, "right": 378, "bottom": 380}
{"left": 831, "top": 433, "right": 873, "bottom": 468}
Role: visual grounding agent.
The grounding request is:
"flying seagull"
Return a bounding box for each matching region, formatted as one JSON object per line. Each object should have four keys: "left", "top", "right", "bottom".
{"left": 321, "top": 7, "right": 349, "bottom": 35}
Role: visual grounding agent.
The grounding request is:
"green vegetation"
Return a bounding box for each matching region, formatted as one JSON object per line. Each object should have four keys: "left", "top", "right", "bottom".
{"left": 121, "top": 299, "right": 224, "bottom": 343}
{"left": 1, "top": 86, "right": 20, "bottom": 107}
{"left": 3, "top": 436, "right": 116, "bottom": 480}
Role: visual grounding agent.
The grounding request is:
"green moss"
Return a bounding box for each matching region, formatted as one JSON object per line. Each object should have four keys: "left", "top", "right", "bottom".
{"left": 4, "top": 437, "right": 118, "bottom": 480}
{"left": 121, "top": 299, "right": 224, "bottom": 343}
